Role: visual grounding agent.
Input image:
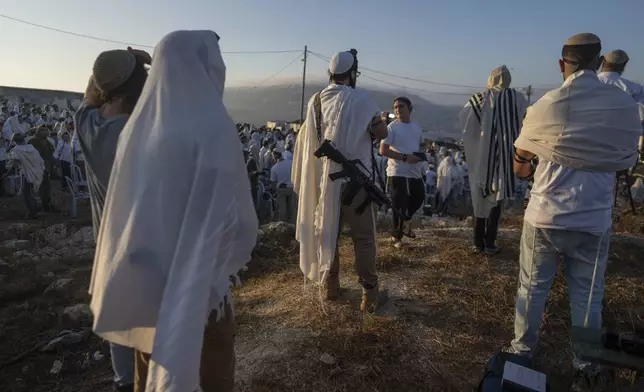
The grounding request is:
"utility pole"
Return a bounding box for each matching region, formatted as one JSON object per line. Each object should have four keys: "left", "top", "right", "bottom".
{"left": 525, "top": 85, "right": 533, "bottom": 105}
{"left": 300, "top": 45, "right": 308, "bottom": 124}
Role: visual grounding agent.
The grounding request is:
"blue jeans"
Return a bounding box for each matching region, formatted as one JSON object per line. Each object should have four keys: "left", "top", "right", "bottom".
{"left": 110, "top": 342, "right": 135, "bottom": 387}
{"left": 511, "top": 221, "right": 610, "bottom": 369}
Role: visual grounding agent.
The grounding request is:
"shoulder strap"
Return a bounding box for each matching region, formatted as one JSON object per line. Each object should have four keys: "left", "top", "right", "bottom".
{"left": 313, "top": 92, "right": 323, "bottom": 143}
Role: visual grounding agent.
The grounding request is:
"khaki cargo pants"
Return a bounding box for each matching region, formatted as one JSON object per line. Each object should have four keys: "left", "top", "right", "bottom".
{"left": 134, "top": 301, "right": 235, "bottom": 392}
{"left": 329, "top": 188, "right": 378, "bottom": 288}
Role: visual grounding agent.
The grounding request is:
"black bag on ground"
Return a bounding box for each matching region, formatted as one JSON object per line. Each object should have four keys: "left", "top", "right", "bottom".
{"left": 477, "top": 352, "right": 549, "bottom": 392}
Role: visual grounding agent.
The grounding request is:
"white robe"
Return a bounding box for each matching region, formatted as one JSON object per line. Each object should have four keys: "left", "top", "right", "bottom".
{"left": 2, "top": 116, "right": 20, "bottom": 141}
{"left": 437, "top": 156, "right": 459, "bottom": 201}
{"left": 90, "top": 30, "right": 258, "bottom": 392}
{"left": 292, "top": 84, "right": 379, "bottom": 283}
{"left": 7, "top": 144, "right": 45, "bottom": 190}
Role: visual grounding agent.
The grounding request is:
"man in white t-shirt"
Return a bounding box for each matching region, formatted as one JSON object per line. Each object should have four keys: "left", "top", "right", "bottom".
{"left": 270, "top": 150, "right": 297, "bottom": 224}
{"left": 379, "top": 97, "right": 424, "bottom": 248}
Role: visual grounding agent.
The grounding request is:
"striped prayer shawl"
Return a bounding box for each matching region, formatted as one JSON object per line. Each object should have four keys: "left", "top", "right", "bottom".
{"left": 469, "top": 88, "right": 521, "bottom": 199}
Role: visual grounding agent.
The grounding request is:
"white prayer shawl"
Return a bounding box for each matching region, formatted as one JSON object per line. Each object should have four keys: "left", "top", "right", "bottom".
{"left": 90, "top": 30, "right": 257, "bottom": 392}
{"left": 437, "top": 156, "right": 457, "bottom": 200}
{"left": 2, "top": 116, "right": 19, "bottom": 141}
{"left": 293, "top": 84, "right": 379, "bottom": 283}
{"left": 248, "top": 141, "right": 259, "bottom": 162}
{"left": 8, "top": 145, "right": 44, "bottom": 190}
{"left": 597, "top": 71, "right": 644, "bottom": 121}
{"left": 516, "top": 70, "right": 640, "bottom": 172}
{"left": 258, "top": 146, "right": 269, "bottom": 170}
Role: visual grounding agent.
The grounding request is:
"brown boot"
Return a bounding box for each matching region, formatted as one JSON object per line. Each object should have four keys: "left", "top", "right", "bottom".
{"left": 360, "top": 285, "right": 388, "bottom": 313}
{"left": 325, "top": 275, "right": 341, "bottom": 301}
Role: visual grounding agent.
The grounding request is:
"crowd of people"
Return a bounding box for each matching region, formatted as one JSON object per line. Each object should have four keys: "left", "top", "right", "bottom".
{"left": 0, "top": 101, "right": 84, "bottom": 217}
{"left": 0, "top": 28, "right": 642, "bottom": 392}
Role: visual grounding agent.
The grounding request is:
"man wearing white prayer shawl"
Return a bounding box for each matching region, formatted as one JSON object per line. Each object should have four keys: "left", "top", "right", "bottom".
{"left": 435, "top": 151, "right": 461, "bottom": 216}
{"left": 2, "top": 111, "right": 20, "bottom": 143}
{"left": 460, "top": 65, "right": 528, "bottom": 255}
{"left": 292, "top": 49, "right": 388, "bottom": 313}
{"left": 258, "top": 140, "right": 270, "bottom": 170}
{"left": 597, "top": 49, "right": 644, "bottom": 151}
{"left": 90, "top": 30, "right": 257, "bottom": 392}
{"left": 510, "top": 33, "right": 641, "bottom": 391}
{"left": 6, "top": 133, "right": 44, "bottom": 218}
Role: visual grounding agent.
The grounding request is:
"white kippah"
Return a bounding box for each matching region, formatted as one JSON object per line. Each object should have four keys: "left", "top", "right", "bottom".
{"left": 605, "top": 49, "right": 629, "bottom": 65}
{"left": 329, "top": 51, "right": 355, "bottom": 74}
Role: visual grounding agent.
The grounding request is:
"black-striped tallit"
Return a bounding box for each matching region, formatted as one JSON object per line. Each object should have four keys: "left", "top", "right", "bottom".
{"left": 468, "top": 88, "right": 522, "bottom": 199}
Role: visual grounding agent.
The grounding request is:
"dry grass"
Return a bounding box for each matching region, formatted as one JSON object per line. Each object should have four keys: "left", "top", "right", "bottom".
{"left": 2, "top": 186, "right": 644, "bottom": 391}
{"left": 235, "top": 217, "right": 644, "bottom": 391}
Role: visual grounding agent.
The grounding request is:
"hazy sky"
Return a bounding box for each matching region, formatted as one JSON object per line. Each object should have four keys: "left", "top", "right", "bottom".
{"left": 0, "top": 0, "right": 642, "bottom": 102}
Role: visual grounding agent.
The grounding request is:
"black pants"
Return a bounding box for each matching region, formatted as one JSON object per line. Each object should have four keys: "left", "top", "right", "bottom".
{"left": 436, "top": 190, "right": 452, "bottom": 216}
{"left": 473, "top": 203, "right": 502, "bottom": 249}
{"left": 389, "top": 176, "right": 425, "bottom": 240}
{"left": 0, "top": 160, "right": 6, "bottom": 197}
{"left": 39, "top": 173, "right": 51, "bottom": 211}
{"left": 60, "top": 161, "right": 71, "bottom": 189}
{"left": 22, "top": 178, "right": 38, "bottom": 216}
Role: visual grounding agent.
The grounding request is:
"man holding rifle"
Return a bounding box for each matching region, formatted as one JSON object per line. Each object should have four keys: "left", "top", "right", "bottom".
{"left": 292, "top": 49, "right": 389, "bottom": 313}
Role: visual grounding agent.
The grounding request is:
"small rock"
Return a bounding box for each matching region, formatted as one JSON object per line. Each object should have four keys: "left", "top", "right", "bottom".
{"left": 0, "top": 258, "right": 9, "bottom": 267}
{"left": 45, "top": 278, "right": 72, "bottom": 292}
{"left": 21, "top": 365, "right": 29, "bottom": 374}
{"left": 44, "top": 224, "right": 68, "bottom": 246}
{"left": 92, "top": 351, "right": 104, "bottom": 361}
{"left": 1, "top": 239, "right": 31, "bottom": 250}
{"left": 61, "top": 304, "right": 93, "bottom": 327}
{"left": 260, "top": 222, "right": 296, "bottom": 246}
{"left": 8, "top": 223, "right": 31, "bottom": 239}
{"left": 71, "top": 227, "right": 95, "bottom": 247}
{"left": 49, "top": 360, "right": 63, "bottom": 374}
{"left": 320, "top": 353, "right": 336, "bottom": 365}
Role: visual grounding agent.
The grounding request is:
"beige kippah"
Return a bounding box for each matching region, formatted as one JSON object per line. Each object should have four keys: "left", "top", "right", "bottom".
{"left": 564, "top": 33, "right": 601, "bottom": 46}
{"left": 605, "top": 49, "right": 629, "bottom": 65}
{"left": 92, "top": 50, "right": 136, "bottom": 93}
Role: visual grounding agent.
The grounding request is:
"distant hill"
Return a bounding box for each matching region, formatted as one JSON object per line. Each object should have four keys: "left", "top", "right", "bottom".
{"left": 223, "top": 83, "right": 462, "bottom": 138}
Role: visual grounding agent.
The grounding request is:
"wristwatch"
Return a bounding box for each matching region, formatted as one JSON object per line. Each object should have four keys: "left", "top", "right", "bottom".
{"left": 402, "top": 154, "right": 407, "bottom": 162}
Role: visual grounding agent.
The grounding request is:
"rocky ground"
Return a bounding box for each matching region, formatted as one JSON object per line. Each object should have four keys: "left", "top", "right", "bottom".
{"left": 0, "top": 189, "right": 643, "bottom": 391}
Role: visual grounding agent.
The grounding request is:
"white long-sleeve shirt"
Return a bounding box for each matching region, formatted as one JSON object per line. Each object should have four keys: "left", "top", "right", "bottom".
{"left": 54, "top": 141, "right": 73, "bottom": 163}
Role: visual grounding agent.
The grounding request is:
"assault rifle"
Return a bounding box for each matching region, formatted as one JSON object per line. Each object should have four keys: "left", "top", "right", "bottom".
{"left": 314, "top": 139, "right": 391, "bottom": 214}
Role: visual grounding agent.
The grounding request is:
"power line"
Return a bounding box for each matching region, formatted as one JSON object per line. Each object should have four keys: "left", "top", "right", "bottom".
{"left": 360, "top": 74, "right": 475, "bottom": 96}
{"left": 308, "top": 51, "right": 484, "bottom": 89}
{"left": 308, "top": 50, "right": 558, "bottom": 90}
{"left": 254, "top": 52, "right": 303, "bottom": 87}
{"left": 307, "top": 52, "right": 475, "bottom": 96}
{"left": 0, "top": 13, "right": 302, "bottom": 54}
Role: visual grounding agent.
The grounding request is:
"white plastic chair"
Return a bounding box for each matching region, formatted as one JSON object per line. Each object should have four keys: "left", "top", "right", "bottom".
{"left": 70, "top": 164, "right": 87, "bottom": 188}
{"left": 65, "top": 176, "right": 90, "bottom": 218}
